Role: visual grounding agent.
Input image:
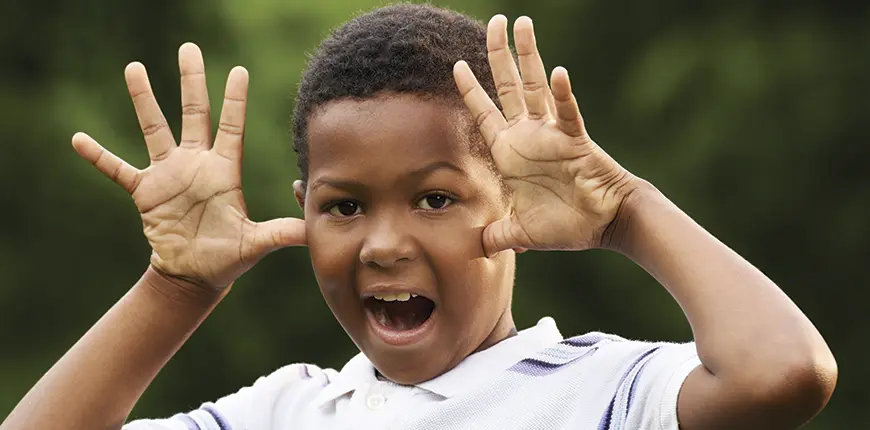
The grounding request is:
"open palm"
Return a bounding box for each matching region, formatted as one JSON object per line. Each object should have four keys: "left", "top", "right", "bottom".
{"left": 72, "top": 43, "right": 305, "bottom": 290}
{"left": 454, "top": 16, "right": 638, "bottom": 256}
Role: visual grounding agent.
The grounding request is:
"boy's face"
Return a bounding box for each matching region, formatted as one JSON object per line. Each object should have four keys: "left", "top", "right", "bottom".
{"left": 299, "top": 94, "right": 517, "bottom": 384}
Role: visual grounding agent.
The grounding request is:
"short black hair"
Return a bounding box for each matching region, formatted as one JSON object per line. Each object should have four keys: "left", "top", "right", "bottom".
{"left": 291, "top": 3, "right": 502, "bottom": 184}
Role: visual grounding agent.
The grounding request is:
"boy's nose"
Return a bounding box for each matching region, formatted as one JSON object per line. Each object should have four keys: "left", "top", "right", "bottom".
{"left": 359, "top": 219, "right": 418, "bottom": 268}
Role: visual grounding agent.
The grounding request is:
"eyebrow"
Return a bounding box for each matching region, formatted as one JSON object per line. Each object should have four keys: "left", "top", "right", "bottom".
{"left": 309, "top": 160, "right": 465, "bottom": 193}
{"left": 407, "top": 160, "right": 465, "bottom": 178}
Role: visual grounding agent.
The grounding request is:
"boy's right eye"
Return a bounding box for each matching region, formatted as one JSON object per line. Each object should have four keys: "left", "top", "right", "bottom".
{"left": 327, "top": 201, "right": 361, "bottom": 217}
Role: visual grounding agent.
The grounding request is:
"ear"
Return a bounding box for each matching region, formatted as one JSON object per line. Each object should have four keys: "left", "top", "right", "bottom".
{"left": 293, "top": 180, "right": 306, "bottom": 211}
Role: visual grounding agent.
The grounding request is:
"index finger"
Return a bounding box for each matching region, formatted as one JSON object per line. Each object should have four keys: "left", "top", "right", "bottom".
{"left": 454, "top": 61, "right": 507, "bottom": 146}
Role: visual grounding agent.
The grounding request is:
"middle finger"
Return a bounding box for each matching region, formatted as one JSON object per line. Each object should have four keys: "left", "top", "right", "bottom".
{"left": 178, "top": 43, "right": 212, "bottom": 150}
{"left": 514, "top": 17, "right": 551, "bottom": 120}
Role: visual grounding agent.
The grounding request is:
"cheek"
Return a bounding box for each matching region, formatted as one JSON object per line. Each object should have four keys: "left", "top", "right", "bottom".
{"left": 419, "top": 206, "right": 486, "bottom": 274}
{"left": 423, "top": 216, "right": 512, "bottom": 307}
{"left": 425, "top": 195, "right": 504, "bottom": 261}
{"left": 306, "top": 218, "right": 360, "bottom": 296}
{"left": 462, "top": 251, "right": 513, "bottom": 304}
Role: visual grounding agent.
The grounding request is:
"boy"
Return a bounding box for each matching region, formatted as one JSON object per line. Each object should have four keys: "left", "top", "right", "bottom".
{"left": 0, "top": 4, "right": 836, "bottom": 430}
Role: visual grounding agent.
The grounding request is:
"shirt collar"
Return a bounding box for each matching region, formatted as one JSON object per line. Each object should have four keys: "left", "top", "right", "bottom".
{"left": 313, "top": 317, "right": 563, "bottom": 406}
{"left": 312, "top": 351, "right": 377, "bottom": 407}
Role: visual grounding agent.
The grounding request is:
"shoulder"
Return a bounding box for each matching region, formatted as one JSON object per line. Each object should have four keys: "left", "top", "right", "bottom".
{"left": 235, "top": 362, "right": 340, "bottom": 409}
{"left": 562, "top": 331, "right": 697, "bottom": 361}
{"left": 470, "top": 331, "right": 699, "bottom": 429}
{"left": 504, "top": 329, "right": 698, "bottom": 388}
{"left": 551, "top": 332, "right": 700, "bottom": 430}
{"left": 124, "top": 363, "right": 339, "bottom": 430}
{"left": 253, "top": 362, "right": 338, "bottom": 388}
{"left": 554, "top": 331, "right": 699, "bottom": 386}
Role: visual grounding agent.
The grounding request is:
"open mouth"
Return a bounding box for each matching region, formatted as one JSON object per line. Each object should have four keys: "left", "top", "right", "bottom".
{"left": 364, "top": 293, "right": 436, "bottom": 332}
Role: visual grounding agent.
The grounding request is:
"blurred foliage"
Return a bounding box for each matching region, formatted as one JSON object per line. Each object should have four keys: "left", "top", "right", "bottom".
{"left": 1, "top": 0, "right": 867, "bottom": 428}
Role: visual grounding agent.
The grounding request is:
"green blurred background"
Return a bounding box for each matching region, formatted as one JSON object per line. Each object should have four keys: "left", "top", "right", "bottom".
{"left": 1, "top": 0, "right": 866, "bottom": 428}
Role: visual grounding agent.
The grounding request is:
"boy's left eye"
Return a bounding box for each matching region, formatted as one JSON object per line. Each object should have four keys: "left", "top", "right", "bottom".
{"left": 417, "top": 193, "right": 453, "bottom": 210}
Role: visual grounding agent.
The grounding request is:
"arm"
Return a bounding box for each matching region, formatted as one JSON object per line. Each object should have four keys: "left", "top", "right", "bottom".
{"left": 1, "top": 43, "right": 304, "bottom": 430}
{"left": 0, "top": 269, "right": 223, "bottom": 430}
{"left": 607, "top": 181, "right": 837, "bottom": 430}
{"left": 454, "top": 14, "right": 837, "bottom": 430}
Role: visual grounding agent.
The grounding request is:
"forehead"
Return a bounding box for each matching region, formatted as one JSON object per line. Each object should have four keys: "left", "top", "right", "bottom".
{"left": 305, "top": 94, "right": 480, "bottom": 180}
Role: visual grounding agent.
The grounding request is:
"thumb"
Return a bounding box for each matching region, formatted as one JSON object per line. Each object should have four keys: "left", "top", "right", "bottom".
{"left": 250, "top": 217, "right": 307, "bottom": 255}
{"left": 482, "top": 215, "right": 530, "bottom": 258}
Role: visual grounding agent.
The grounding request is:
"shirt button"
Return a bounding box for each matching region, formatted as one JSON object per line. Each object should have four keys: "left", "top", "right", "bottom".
{"left": 366, "top": 393, "right": 386, "bottom": 410}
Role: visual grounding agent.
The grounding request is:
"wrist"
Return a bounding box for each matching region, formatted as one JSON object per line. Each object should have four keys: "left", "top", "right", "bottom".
{"left": 599, "top": 177, "right": 666, "bottom": 254}
{"left": 142, "top": 266, "right": 229, "bottom": 308}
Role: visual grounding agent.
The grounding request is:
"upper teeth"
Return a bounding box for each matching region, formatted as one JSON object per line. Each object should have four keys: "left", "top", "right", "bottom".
{"left": 373, "top": 293, "right": 418, "bottom": 302}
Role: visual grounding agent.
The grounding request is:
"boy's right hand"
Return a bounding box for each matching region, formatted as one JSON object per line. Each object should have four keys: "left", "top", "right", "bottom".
{"left": 71, "top": 43, "right": 305, "bottom": 292}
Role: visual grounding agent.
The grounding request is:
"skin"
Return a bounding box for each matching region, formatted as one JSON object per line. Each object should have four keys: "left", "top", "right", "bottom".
{"left": 1, "top": 13, "right": 837, "bottom": 430}
{"left": 297, "top": 95, "right": 517, "bottom": 384}
{"left": 452, "top": 16, "right": 838, "bottom": 429}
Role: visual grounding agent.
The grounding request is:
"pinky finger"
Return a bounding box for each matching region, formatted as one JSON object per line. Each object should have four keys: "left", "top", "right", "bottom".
{"left": 71, "top": 132, "right": 141, "bottom": 194}
{"left": 550, "top": 67, "right": 586, "bottom": 138}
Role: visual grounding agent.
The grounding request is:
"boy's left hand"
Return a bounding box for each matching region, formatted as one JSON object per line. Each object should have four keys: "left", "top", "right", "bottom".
{"left": 454, "top": 15, "right": 639, "bottom": 257}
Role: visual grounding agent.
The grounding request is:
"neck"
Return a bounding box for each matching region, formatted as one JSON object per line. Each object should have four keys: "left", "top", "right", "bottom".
{"left": 474, "top": 306, "right": 517, "bottom": 354}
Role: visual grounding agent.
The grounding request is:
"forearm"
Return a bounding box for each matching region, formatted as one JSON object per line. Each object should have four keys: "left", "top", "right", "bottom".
{"left": 607, "top": 180, "right": 835, "bottom": 387}
{"left": 1, "top": 267, "right": 225, "bottom": 430}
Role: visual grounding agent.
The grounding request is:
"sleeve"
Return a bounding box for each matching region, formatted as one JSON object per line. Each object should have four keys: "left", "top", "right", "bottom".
{"left": 122, "top": 363, "right": 326, "bottom": 430}
{"left": 607, "top": 342, "right": 701, "bottom": 430}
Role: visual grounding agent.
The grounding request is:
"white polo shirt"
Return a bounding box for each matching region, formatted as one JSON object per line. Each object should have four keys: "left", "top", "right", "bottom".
{"left": 124, "top": 317, "right": 700, "bottom": 430}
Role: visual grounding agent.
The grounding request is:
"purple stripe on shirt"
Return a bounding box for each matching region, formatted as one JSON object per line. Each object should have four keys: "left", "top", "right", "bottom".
{"left": 598, "top": 396, "right": 618, "bottom": 430}
{"left": 202, "top": 405, "right": 232, "bottom": 430}
{"left": 561, "top": 333, "right": 606, "bottom": 348}
{"left": 176, "top": 414, "right": 201, "bottom": 430}
{"left": 597, "top": 347, "right": 662, "bottom": 430}
{"left": 301, "top": 364, "right": 330, "bottom": 387}
{"left": 509, "top": 347, "right": 598, "bottom": 376}
{"left": 625, "top": 352, "right": 658, "bottom": 416}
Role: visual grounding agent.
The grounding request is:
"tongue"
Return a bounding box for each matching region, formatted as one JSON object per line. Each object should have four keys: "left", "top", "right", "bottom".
{"left": 370, "top": 297, "right": 435, "bottom": 331}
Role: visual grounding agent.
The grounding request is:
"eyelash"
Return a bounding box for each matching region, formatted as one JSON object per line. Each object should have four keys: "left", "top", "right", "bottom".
{"left": 322, "top": 192, "right": 456, "bottom": 218}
